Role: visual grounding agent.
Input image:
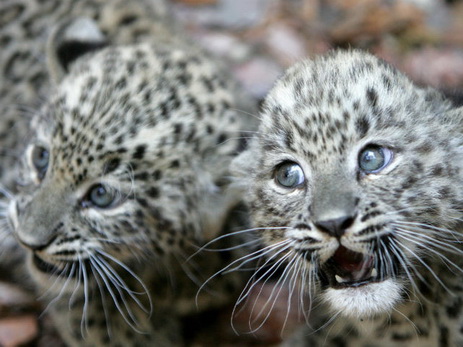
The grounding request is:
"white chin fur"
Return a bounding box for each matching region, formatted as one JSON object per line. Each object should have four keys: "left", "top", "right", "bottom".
{"left": 322, "top": 279, "right": 402, "bottom": 318}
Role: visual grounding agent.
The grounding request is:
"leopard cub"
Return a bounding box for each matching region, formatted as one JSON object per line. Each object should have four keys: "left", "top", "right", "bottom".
{"left": 3, "top": 0, "right": 254, "bottom": 345}
{"left": 232, "top": 50, "right": 463, "bottom": 346}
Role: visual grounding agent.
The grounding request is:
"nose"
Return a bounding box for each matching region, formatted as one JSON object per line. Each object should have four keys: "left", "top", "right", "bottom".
{"left": 314, "top": 215, "right": 356, "bottom": 238}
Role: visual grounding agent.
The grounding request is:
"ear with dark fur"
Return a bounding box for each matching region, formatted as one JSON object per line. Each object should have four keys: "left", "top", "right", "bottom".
{"left": 47, "top": 17, "right": 108, "bottom": 83}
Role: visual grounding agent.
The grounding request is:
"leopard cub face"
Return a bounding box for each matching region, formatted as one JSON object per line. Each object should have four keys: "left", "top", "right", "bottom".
{"left": 8, "top": 16, "right": 246, "bottom": 316}
{"left": 233, "top": 50, "right": 463, "bottom": 318}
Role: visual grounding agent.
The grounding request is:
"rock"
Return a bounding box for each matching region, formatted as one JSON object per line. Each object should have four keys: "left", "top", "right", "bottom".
{"left": 326, "top": 0, "right": 424, "bottom": 44}
{"left": 173, "top": 0, "right": 217, "bottom": 5}
{"left": 233, "top": 57, "right": 284, "bottom": 99}
{"left": 172, "top": 0, "right": 272, "bottom": 29}
{"left": 0, "top": 282, "right": 37, "bottom": 314}
{"left": 402, "top": 47, "right": 463, "bottom": 88}
{"left": 263, "top": 23, "right": 308, "bottom": 66}
{"left": 0, "top": 315, "right": 38, "bottom": 347}
{"left": 192, "top": 31, "right": 251, "bottom": 62}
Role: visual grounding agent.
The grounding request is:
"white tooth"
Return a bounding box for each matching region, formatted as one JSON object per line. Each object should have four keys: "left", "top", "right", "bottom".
{"left": 371, "top": 268, "right": 378, "bottom": 278}
{"left": 335, "top": 275, "right": 345, "bottom": 283}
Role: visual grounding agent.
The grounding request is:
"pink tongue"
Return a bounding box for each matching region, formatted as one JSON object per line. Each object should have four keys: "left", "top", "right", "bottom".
{"left": 332, "top": 246, "right": 373, "bottom": 280}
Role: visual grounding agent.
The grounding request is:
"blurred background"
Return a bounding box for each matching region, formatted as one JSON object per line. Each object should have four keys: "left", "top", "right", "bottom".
{"left": 172, "top": 0, "right": 463, "bottom": 101}
{"left": 1, "top": 0, "right": 462, "bottom": 346}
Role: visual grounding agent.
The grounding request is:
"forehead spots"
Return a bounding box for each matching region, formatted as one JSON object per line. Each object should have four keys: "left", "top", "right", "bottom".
{"left": 132, "top": 145, "right": 146, "bottom": 160}
{"left": 366, "top": 88, "right": 378, "bottom": 108}
{"left": 104, "top": 158, "right": 121, "bottom": 174}
{"left": 355, "top": 115, "right": 370, "bottom": 138}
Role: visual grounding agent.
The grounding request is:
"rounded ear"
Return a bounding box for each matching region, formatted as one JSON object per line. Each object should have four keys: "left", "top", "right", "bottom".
{"left": 47, "top": 17, "right": 108, "bottom": 84}
{"left": 230, "top": 144, "right": 258, "bottom": 182}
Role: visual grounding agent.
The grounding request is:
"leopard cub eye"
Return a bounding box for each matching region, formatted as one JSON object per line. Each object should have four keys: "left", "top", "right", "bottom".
{"left": 358, "top": 145, "right": 393, "bottom": 174}
{"left": 82, "top": 184, "right": 118, "bottom": 209}
{"left": 31, "top": 145, "right": 49, "bottom": 179}
{"left": 275, "top": 162, "right": 305, "bottom": 188}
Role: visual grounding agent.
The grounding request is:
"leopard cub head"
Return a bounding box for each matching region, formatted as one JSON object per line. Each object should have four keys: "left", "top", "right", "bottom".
{"left": 8, "top": 17, "right": 246, "bottom": 296}
{"left": 233, "top": 50, "right": 463, "bottom": 318}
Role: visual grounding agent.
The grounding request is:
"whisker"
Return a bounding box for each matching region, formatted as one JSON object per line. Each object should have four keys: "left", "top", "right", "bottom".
{"left": 254, "top": 251, "right": 304, "bottom": 335}
{"left": 387, "top": 240, "right": 423, "bottom": 297}
{"left": 282, "top": 252, "right": 306, "bottom": 335}
{"left": 39, "top": 263, "right": 73, "bottom": 317}
{"left": 92, "top": 255, "right": 150, "bottom": 314}
{"left": 394, "top": 230, "right": 463, "bottom": 275}
{"left": 193, "top": 239, "right": 260, "bottom": 253}
{"left": 89, "top": 255, "right": 112, "bottom": 339}
{"left": 96, "top": 249, "right": 153, "bottom": 315}
{"left": 248, "top": 252, "right": 297, "bottom": 331}
{"left": 80, "top": 255, "right": 90, "bottom": 338}
{"left": 394, "top": 221, "right": 463, "bottom": 240}
{"left": 310, "top": 310, "right": 342, "bottom": 336}
{"left": 69, "top": 258, "right": 83, "bottom": 309}
{"left": 397, "top": 242, "right": 453, "bottom": 295}
{"left": 230, "top": 107, "right": 261, "bottom": 122}
{"left": 89, "top": 256, "right": 145, "bottom": 333}
{"left": 224, "top": 239, "right": 293, "bottom": 275}
{"left": 230, "top": 245, "right": 293, "bottom": 334}
{"left": 231, "top": 261, "right": 287, "bottom": 334}
{"left": 187, "top": 226, "right": 290, "bottom": 261}
{"left": 393, "top": 225, "right": 463, "bottom": 251}
{"left": 174, "top": 250, "right": 207, "bottom": 291}
{"left": 392, "top": 306, "right": 420, "bottom": 338}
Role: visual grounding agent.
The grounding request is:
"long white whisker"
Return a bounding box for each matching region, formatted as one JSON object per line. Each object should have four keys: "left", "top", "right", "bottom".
{"left": 234, "top": 243, "right": 293, "bottom": 307}
{"left": 224, "top": 239, "right": 293, "bottom": 274}
{"left": 387, "top": 240, "right": 423, "bottom": 297}
{"left": 230, "top": 245, "right": 294, "bottom": 334}
{"left": 196, "top": 239, "right": 292, "bottom": 306}
{"left": 248, "top": 252, "right": 296, "bottom": 331}
{"left": 89, "top": 255, "right": 112, "bottom": 339}
{"left": 187, "top": 226, "right": 290, "bottom": 261}
{"left": 37, "top": 263, "right": 70, "bottom": 301}
{"left": 282, "top": 252, "right": 305, "bottom": 335}
{"left": 195, "top": 239, "right": 260, "bottom": 253}
{"left": 398, "top": 242, "right": 453, "bottom": 294}
{"left": 96, "top": 249, "right": 153, "bottom": 315}
{"left": 395, "top": 230, "right": 463, "bottom": 275}
{"left": 89, "top": 256, "right": 145, "bottom": 333}
{"left": 394, "top": 221, "right": 462, "bottom": 240}
{"left": 92, "top": 255, "right": 150, "bottom": 314}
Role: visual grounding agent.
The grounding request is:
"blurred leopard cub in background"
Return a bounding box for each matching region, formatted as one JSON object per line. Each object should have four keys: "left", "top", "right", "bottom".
{"left": 2, "top": 0, "right": 255, "bottom": 345}
{"left": 232, "top": 50, "right": 463, "bottom": 346}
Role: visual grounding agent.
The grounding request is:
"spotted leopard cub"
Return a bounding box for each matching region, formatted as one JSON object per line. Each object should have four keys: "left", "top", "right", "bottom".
{"left": 232, "top": 50, "right": 463, "bottom": 346}
{"left": 7, "top": 16, "right": 253, "bottom": 347}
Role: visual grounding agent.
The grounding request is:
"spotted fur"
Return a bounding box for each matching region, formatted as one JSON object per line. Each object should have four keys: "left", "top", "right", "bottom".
{"left": 232, "top": 50, "right": 463, "bottom": 346}
{"left": 0, "top": 0, "right": 179, "bottom": 279}
{"left": 1, "top": 0, "right": 255, "bottom": 345}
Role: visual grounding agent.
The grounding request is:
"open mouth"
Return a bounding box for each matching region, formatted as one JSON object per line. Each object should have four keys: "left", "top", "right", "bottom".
{"left": 320, "top": 246, "right": 381, "bottom": 289}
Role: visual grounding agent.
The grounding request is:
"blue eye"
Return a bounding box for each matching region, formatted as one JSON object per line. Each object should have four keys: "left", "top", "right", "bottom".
{"left": 275, "top": 162, "right": 305, "bottom": 188}
{"left": 32, "top": 145, "right": 49, "bottom": 179}
{"left": 83, "top": 184, "right": 118, "bottom": 209}
{"left": 359, "top": 145, "right": 393, "bottom": 174}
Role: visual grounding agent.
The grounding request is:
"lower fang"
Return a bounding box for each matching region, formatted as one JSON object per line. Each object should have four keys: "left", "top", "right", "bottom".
{"left": 371, "top": 268, "right": 378, "bottom": 278}
{"left": 335, "top": 275, "right": 346, "bottom": 283}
